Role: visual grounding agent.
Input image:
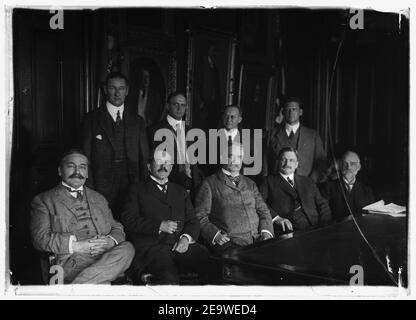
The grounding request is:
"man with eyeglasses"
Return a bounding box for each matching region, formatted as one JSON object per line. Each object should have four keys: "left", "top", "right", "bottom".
{"left": 260, "top": 147, "right": 332, "bottom": 231}
{"left": 320, "top": 151, "right": 375, "bottom": 221}
{"left": 120, "top": 149, "right": 211, "bottom": 285}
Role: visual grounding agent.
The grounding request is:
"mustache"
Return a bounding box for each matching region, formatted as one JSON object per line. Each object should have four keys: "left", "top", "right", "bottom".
{"left": 157, "top": 167, "right": 169, "bottom": 172}
{"left": 69, "top": 173, "right": 85, "bottom": 179}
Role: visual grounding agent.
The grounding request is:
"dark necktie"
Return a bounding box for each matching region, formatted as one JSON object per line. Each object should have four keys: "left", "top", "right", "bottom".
{"left": 227, "top": 175, "right": 240, "bottom": 187}
{"left": 155, "top": 181, "right": 168, "bottom": 193}
{"left": 288, "top": 130, "right": 295, "bottom": 140}
{"left": 63, "top": 186, "right": 83, "bottom": 201}
{"left": 287, "top": 177, "right": 295, "bottom": 188}
{"left": 116, "top": 110, "right": 121, "bottom": 125}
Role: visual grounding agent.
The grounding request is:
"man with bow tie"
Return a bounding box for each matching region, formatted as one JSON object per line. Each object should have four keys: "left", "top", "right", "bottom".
{"left": 30, "top": 149, "right": 134, "bottom": 284}
{"left": 120, "top": 149, "right": 210, "bottom": 285}
{"left": 319, "top": 151, "right": 375, "bottom": 221}
{"left": 195, "top": 143, "right": 275, "bottom": 255}
{"left": 82, "top": 72, "right": 149, "bottom": 220}
{"left": 260, "top": 147, "right": 332, "bottom": 231}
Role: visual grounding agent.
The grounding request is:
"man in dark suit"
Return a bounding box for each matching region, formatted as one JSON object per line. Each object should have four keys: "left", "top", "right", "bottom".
{"left": 148, "top": 92, "right": 203, "bottom": 196}
{"left": 30, "top": 149, "right": 134, "bottom": 284}
{"left": 320, "top": 151, "right": 375, "bottom": 221}
{"left": 264, "top": 96, "right": 327, "bottom": 182}
{"left": 82, "top": 72, "right": 149, "bottom": 220}
{"left": 121, "top": 149, "right": 211, "bottom": 285}
{"left": 195, "top": 142, "right": 275, "bottom": 255}
{"left": 260, "top": 147, "right": 332, "bottom": 231}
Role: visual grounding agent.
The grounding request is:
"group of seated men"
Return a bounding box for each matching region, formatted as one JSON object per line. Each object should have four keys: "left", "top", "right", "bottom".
{"left": 30, "top": 71, "right": 376, "bottom": 285}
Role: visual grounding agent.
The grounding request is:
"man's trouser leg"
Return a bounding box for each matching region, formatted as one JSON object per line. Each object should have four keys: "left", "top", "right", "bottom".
{"left": 70, "top": 241, "right": 134, "bottom": 284}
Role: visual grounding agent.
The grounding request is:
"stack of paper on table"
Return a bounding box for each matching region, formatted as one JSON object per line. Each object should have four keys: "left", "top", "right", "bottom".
{"left": 362, "top": 200, "right": 406, "bottom": 217}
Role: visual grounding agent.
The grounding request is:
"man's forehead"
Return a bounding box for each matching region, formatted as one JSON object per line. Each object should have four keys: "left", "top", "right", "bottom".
{"left": 343, "top": 152, "right": 360, "bottom": 162}
{"left": 154, "top": 150, "right": 172, "bottom": 161}
{"left": 170, "top": 95, "right": 186, "bottom": 103}
{"left": 225, "top": 107, "right": 240, "bottom": 115}
{"left": 62, "top": 153, "right": 88, "bottom": 164}
{"left": 281, "top": 151, "right": 297, "bottom": 160}
{"left": 285, "top": 102, "right": 300, "bottom": 109}
{"left": 108, "top": 77, "right": 127, "bottom": 86}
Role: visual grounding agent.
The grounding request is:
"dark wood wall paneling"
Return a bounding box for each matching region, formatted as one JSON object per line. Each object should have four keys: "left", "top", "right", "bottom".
{"left": 11, "top": 9, "right": 87, "bottom": 284}
{"left": 10, "top": 8, "right": 408, "bottom": 284}
{"left": 281, "top": 9, "right": 408, "bottom": 201}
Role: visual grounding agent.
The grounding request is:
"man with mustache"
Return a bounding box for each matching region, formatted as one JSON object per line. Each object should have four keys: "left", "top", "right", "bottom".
{"left": 320, "top": 151, "right": 375, "bottom": 221}
{"left": 195, "top": 143, "right": 275, "bottom": 255}
{"left": 260, "top": 147, "right": 332, "bottom": 231}
{"left": 121, "top": 149, "right": 211, "bottom": 285}
{"left": 264, "top": 96, "right": 327, "bottom": 183}
{"left": 30, "top": 149, "right": 134, "bottom": 284}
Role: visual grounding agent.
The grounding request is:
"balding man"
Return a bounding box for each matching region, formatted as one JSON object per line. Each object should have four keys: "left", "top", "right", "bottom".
{"left": 320, "top": 151, "right": 375, "bottom": 221}
{"left": 195, "top": 143, "right": 274, "bottom": 255}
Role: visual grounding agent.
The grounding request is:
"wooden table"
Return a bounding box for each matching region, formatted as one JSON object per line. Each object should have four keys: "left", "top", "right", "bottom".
{"left": 218, "top": 214, "right": 407, "bottom": 286}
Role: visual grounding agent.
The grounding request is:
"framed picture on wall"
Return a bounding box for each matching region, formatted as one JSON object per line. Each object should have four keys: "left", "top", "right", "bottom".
{"left": 186, "top": 27, "right": 237, "bottom": 129}
{"left": 124, "top": 27, "right": 177, "bottom": 127}
{"left": 239, "top": 9, "right": 276, "bottom": 64}
{"left": 238, "top": 63, "right": 275, "bottom": 130}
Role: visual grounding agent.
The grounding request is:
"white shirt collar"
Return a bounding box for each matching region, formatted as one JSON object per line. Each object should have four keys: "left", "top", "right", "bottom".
{"left": 167, "top": 114, "right": 184, "bottom": 130}
{"left": 150, "top": 175, "right": 168, "bottom": 185}
{"left": 61, "top": 181, "right": 84, "bottom": 192}
{"left": 343, "top": 176, "right": 356, "bottom": 186}
{"left": 222, "top": 168, "right": 240, "bottom": 178}
{"left": 223, "top": 128, "right": 239, "bottom": 140}
{"left": 106, "top": 101, "right": 124, "bottom": 122}
{"left": 285, "top": 122, "right": 300, "bottom": 135}
{"left": 279, "top": 172, "right": 295, "bottom": 182}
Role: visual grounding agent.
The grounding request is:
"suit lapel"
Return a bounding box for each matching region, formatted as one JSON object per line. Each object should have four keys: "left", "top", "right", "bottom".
{"left": 98, "top": 106, "right": 117, "bottom": 150}
{"left": 218, "top": 171, "right": 239, "bottom": 191}
{"left": 54, "top": 185, "right": 79, "bottom": 218}
{"left": 124, "top": 111, "right": 139, "bottom": 160}
{"left": 277, "top": 174, "right": 298, "bottom": 199}
{"left": 297, "top": 125, "right": 307, "bottom": 150}
{"left": 145, "top": 179, "right": 170, "bottom": 205}
{"left": 294, "top": 175, "right": 307, "bottom": 204}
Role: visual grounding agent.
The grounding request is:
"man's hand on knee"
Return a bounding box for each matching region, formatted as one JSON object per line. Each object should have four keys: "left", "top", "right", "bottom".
{"left": 172, "top": 236, "right": 189, "bottom": 253}
{"left": 88, "top": 235, "right": 115, "bottom": 256}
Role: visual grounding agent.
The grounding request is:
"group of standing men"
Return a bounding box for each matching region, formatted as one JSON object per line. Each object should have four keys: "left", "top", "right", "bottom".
{"left": 30, "top": 71, "right": 375, "bottom": 285}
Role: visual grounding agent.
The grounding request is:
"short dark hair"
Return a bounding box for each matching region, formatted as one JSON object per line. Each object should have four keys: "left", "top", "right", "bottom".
{"left": 223, "top": 105, "right": 243, "bottom": 117}
{"left": 283, "top": 96, "right": 303, "bottom": 109}
{"left": 105, "top": 72, "right": 129, "bottom": 87}
{"left": 277, "top": 147, "right": 299, "bottom": 161}
{"left": 59, "top": 148, "right": 89, "bottom": 167}
{"left": 167, "top": 91, "right": 187, "bottom": 104}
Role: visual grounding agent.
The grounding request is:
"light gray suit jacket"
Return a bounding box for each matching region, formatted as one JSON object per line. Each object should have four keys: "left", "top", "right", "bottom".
{"left": 30, "top": 184, "right": 125, "bottom": 264}
{"left": 195, "top": 171, "right": 274, "bottom": 246}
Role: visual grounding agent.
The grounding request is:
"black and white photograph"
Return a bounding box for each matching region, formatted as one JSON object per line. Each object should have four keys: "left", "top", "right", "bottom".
{"left": 1, "top": 1, "right": 413, "bottom": 302}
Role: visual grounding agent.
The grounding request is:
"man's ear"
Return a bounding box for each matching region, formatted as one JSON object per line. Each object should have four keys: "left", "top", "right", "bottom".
{"left": 238, "top": 116, "right": 242, "bottom": 124}
{"left": 103, "top": 84, "right": 108, "bottom": 96}
{"left": 147, "top": 163, "right": 151, "bottom": 172}
{"left": 58, "top": 166, "right": 62, "bottom": 177}
{"left": 125, "top": 86, "right": 129, "bottom": 96}
{"left": 299, "top": 108, "right": 303, "bottom": 117}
